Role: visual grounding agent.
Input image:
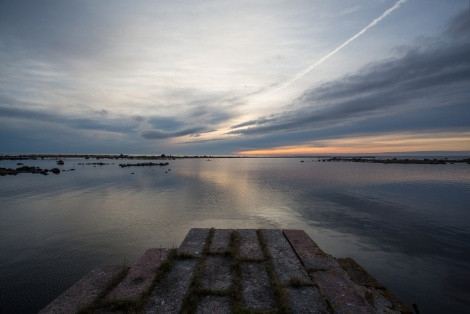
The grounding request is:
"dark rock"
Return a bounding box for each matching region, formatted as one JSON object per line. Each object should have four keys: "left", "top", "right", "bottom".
{"left": 56, "top": 160, "right": 64, "bottom": 165}
{"left": 51, "top": 168, "right": 60, "bottom": 174}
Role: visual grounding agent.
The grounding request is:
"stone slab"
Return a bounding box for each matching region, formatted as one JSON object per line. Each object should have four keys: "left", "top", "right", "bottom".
{"left": 145, "top": 259, "right": 198, "bottom": 313}
{"left": 237, "top": 229, "right": 264, "bottom": 260}
{"left": 39, "top": 266, "right": 124, "bottom": 314}
{"left": 106, "top": 248, "right": 170, "bottom": 302}
{"left": 179, "top": 228, "right": 210, "bottom": 257}
{"left": 240, "top": 262, "right": 276, "bottom": 311}
{"left": 287, "top": 287, "right": 328, "bottom": 314}
{"left": 201, "top": 256, "right": 232, "bottom": 291}
{"left": 210, "top": 229, "right": 233, "bottom": 254}
{"left": 336, "top": 257, "right": 383, "bottom": 289}
{"left": 196, "top": 296, "right": 232, "bottom": 314}
{"left": 261, "top": 229, "right": 311, "bottom": 285}
{"left": 283, "top": 229, "right": 339, "bottom": 271}
{"left": 309, "top": 268, "right": 375, "bottom": 314}
{"left": 338, "top": 258, "right": 410, "bottom": 313}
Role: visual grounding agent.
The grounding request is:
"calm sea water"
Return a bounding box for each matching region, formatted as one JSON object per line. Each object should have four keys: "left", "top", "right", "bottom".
{"left": 0, "top": 158, "right": 469, "bottom": 313}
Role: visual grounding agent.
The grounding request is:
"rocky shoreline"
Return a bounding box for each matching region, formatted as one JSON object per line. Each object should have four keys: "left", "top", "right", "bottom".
{"left": 0, "top": 166, "right": 61, "bottom": 176}
{"left": 318, "top": 157, "right": 470, "bottom": 164}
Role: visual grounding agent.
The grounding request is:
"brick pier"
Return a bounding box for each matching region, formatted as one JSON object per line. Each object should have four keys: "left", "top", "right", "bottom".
{"left": 40, "top": 228, "right": 410, "bottom": 313}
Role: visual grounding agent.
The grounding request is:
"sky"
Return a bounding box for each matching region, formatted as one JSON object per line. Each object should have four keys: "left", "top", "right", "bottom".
{"left": 0, "top": 0, "right": 469, "bottom": 155}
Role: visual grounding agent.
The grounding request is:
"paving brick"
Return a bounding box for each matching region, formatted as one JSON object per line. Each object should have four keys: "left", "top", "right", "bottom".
{"left": 261, "top": 229, "right": 311, "bottom": 285}
{"left": 287, "top": 287, "right": 328, "bottom": 314}
{"left": 338, "top": 258, "right": 410, "bottom": 313}
{"left": 309, "top": 268, "right": 375, "bottom": 314}
{"left": 210, "top": 229, "right": 233, "bottom": 254}
{"left": 201, "top": 256, "right": 232, "bottom": 291}
{"left": 237, "top": 229, "right": 263, "bottom": 260}
{"left": 283, "top": 229, "right": 339, "bottom": 271}
{"left": 105, "top": 248, "right": 170, "bottom": 302}
{"left": 240, "top": 262, "right": 276, "bottom": 311}
{"left": 196, "top": 296, "right": 231, "bottom": 314}
{"left": 179, "top": 228, "right": 210, "bottom": 257}
{"left": 145, "top": 259, "right": 198, "bottom": 313}
{"left": 39, "top": 266, "right": 124, "bottom": 314}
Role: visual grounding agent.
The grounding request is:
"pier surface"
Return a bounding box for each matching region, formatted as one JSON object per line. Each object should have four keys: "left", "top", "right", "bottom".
{"left": 40, "top": 228, "right": 410, "bottom": 313}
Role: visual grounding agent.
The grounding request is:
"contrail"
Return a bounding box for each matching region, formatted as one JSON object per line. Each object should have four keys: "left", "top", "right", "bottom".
{"left": 269, "top": 0, "right": 408, "bottom": 93}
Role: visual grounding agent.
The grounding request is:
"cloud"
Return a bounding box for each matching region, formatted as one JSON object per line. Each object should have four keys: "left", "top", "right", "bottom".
{"left": 141, "top": 126, "right": 213, "bottom": 140}
{"left": 229, "top": 11, "right": 470, "bottom": 140}
{"left": 0, "top": 103, "right": 137, "bottom": 134}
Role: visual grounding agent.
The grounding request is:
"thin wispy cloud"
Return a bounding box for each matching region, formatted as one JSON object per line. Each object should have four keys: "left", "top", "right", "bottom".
{"left": 267, "top": 0, "right": 409, "bottom": 94}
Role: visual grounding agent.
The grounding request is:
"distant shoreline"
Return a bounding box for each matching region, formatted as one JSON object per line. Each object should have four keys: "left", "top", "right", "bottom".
{"left": 1, "top": 153, "right": 469, "bottom": 161}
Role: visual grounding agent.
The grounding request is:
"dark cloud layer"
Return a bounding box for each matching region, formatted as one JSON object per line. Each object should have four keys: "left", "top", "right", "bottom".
{"left": 229, "top": 12, "right": 470, "bottom": 140}
{"left": 141, "top": 127, "right": 212, "bottom": 140}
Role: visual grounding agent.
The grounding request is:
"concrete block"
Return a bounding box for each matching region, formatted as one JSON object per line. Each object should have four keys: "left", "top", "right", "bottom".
{"left": 179, "top": 228, "right": 210, "bottom": 257}
{"left": 261, "top": 229, "right": 311, "bottom": 285}
{"left": 210, "top": 229, "right": 233, "bottom": 254}
{"left": 196, "top": 296, "right": 231, "bottom": 314}
{"left": 201, "top": 256, "right": 232, "bottom": 291}
{"left": 240, "top": 262, "right": 275, "bottom": 311}
{"left": 237, "top": 229, "right": 263, "bottom": 260}
{"left": 39, "top": 266, "right": 124, "bottom": 314}
{"left": 145, "top": 259, "right": 198, "bottom": 313}
{"left": 106, "top": 248, "right": 170, "bottom": 302}
{"left": 283, "top": 229, "right": 339, "bottom": 271}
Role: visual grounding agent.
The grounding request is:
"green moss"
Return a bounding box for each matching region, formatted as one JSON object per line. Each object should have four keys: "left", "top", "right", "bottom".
{"left": 256, "top": 230, "right": 289, "bottom": 314}
{"left": 180, "top": 228, "right": 215, "bottom": 314}
{"left": 77, "top": 265, "right": 129, "bottom": 314}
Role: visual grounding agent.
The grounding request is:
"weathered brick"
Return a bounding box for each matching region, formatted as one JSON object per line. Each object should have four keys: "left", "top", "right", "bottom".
{"left": 39, "top": 266, "right": 124, "bottom": 314}
{"left": 283, "top": 229, "right": 338, "bottom": 271}
{"left": 145, "top": 259, "right": 198, "bottom": 313}
{"left": 105, "top": 248, "right": 170, "bottom": 302}
{"left": 237, "top": 229, "right": 263, "bottom": 260}
{"left": 196, "top": 296, "right": 231, "bottom": 314}
{"left": 240, "top": 262, "right": 276, "bottom": 311}
{"left": 210, "top": 229, "right": 233, "bottom": 254}
{"left": 261, "top": 229, "right": 311, "bottom": 285}
{"left": 287, "top": 287, "right": 328, "bottom": 314}
{"left": 179, "top": 228, "right": 210, "bottom": 257}
{"left": 309, "top": 267, "right": 375, "bottom": 314}
{"left": 201, "top": 256, "right": 232, "bottom": 291}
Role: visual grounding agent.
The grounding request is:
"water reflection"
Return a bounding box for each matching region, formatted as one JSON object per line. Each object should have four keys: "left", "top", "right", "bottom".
{"left": 0, "top": 158, "right": 469, "bottom": 313}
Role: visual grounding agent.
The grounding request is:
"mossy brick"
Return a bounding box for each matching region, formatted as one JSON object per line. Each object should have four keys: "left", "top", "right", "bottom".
{"left": 179, "top": 228, "right": 210, "bottom": 257}
{"left": 196, "top": 296, "right": 231, "bottom": 314}
{"left": 261, "top": 229, "right": 311, "bottom": 285}
{"left": 338, "top": 258, "right": 411, "bottom": 313}
{"left": 287, "top": 287, "right": 328, "bottom": 314}
{"left": 201, "top": 256, "right": 232, "bottom": 291}
{"left": 240, "top": 262, "right": 276, "bottom": 311}
{"left": 237, "top": 229, "right": 264, "bottom": 260}
{"left": 39, "top": 266, "right": 124, "bottom": 314}
{"left": 145, "top": 259, "right": 198, "bottom": 313}
{"left": 105, "top": 248, "right": 170, "bottom": 302}
{"left": 283, "top": 229, "right": 339, "bottom": 271}
{"left": 209, "top": 229, "right": 233, "bottom": 254}
{"left": 309, "top": 267, "right": 375, "bottom": 314}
